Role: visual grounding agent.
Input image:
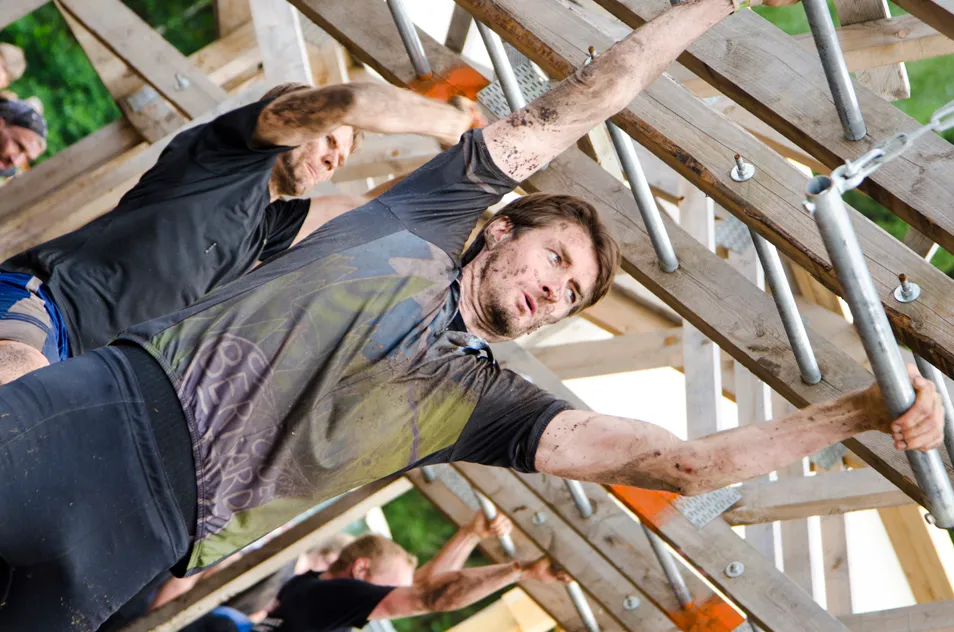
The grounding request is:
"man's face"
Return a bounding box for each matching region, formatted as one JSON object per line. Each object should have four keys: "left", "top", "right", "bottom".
{"left": 0, "top": 61, "right": 9, "bottom": 90}
{"left": 470, "top": 220, "right": 600, "bottom": 340}
{"left": 271, "top": 125, "right": 354, "bottom": 196}
{"left": 0, "top": 120, "right": 45, "bottom": 173}
{"left": 361, "top": 556, "right": 416, "bottom": 588}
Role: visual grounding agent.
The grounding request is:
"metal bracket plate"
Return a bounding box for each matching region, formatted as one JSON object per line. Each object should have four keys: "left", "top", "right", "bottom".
{"left": 810, "top": 443, "right": 848, "bottom": 469}
{"left": 125, "top": 85, "right": 161, "bottom": 113}
{"left": 733, "top": 621, "right": 757, "bottom": 632}
{"left": 672, "top": 487, "right": 742, "bottom": 529}
{"left": 477, "top": 62, "right": 550, "bottom": 118}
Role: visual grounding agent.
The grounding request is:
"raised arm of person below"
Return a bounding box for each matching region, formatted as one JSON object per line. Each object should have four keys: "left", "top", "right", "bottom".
{"left": 254, "top": 82, "right": 482, "bottom": 148}
{"left": 413, "top": 512, "right": 513, "bottom": 584}
{"left": 370, "top": 558, "right": 570, "bottom": 620}
{"left": 534, "top": 366, "right": 944, "bottom": 495}
{"left": 482, "top": 0, "right": 795, "bottom": 183}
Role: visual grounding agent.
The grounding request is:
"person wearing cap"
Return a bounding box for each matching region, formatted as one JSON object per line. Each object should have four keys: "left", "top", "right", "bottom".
{"left": 0, "top": 96, "right": 45, "bottom": 179}
{"left": 0, "top": 44, "right": 26, "bottom": 91}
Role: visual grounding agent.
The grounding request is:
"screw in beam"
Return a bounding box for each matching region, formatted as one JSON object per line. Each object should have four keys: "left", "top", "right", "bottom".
{"left": 386, "top": 0, "right": 432, "bottom": 80}
{"left": 809, "top": 174, "right": 954, "bottom": 528}
{"left": 724, "top": 561, "right": 745, "bottom": 578}
{"left": 530, "top": 511, "right": 547, "bottom": 525}
{"left": 174, "top": 73, "right": 191, "bottom": 91}
{"left": 801, "top": 0, "right": 866, "bottom": 141}
{"left": 730, "top": 154, "right": 755, "bottom": 182}
{"left": 622, "top": 595, "right": 641, "bottom": 610}
{"left": 894, "top": 273, "right": 921, "bottom": 303}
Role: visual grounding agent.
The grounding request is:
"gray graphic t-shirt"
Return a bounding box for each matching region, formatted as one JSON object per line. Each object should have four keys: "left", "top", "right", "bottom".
{"left": 121, "top": 130, "right": 570, "bottom": 571}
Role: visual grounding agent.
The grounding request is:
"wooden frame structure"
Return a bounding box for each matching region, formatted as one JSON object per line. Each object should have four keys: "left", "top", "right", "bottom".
{"left": 6, "top": 0, "right": 954, "bottom": 629}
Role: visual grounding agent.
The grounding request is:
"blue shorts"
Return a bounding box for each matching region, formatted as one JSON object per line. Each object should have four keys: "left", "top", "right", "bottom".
{"left": 0, "top": 272, "right": 70, "bottom": 363}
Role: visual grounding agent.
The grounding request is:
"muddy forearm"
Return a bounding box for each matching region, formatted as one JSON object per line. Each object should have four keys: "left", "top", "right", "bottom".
{"left": 422, "top": 562, "right": 525, "bottom": 612}
{"left": 414, "top": 527, "right": 481, "bottom": 582}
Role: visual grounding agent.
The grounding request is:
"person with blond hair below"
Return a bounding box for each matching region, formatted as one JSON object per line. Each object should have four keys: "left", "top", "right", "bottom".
{"left": 183, "top": 511, "right": 562, "bottom": 632}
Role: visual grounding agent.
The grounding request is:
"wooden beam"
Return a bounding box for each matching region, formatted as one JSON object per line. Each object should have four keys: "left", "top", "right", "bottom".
{"left": 831, "top": 0, "right": 910, "bottom": 101}
{"left": 0, "top": 0, "right": 47, "bottom": 30}
{"left": 214, "top": 0, "right": 252, "bottom": 37}
{"left": 839, "top": 600, "right": 954, "bottom": 632}
{"left": 462, "top": 0, "right": 954, "bottom": 388}
{"left": 724, "top": 463, "right": 910, "bottom": 525}
{"left": 879, "top": 504, "right": 954, "bottom": 603}
{"left": 581, "top": 288, "right": 680, "bottom": 335}
{"left": 448, "top": 588, "right": 556, "bottom": 632}
{"left": 891, "top": 0, "right": 954, "bottom": 43}
{"left": 409, "top": 468, "right": 626, "bottom": 632}
{"left": 593, "top": 0, "right": 954, "bottom": 271}
{"left": 124, "top": 477, "right": 413, "bottom": 632}
{"left": 249, "top": 0, "right": 313, "bottom": 86}
{"left": 530, "top": 329, "right": 684, "bottom": 379}
{"left": 817, "top": 463, "right": 853, "bottom": 616}
{"left": 445, "top": 4, "right": 473, "bottom": 54}
{"left": 57, "top": 0, "right": 228, "bottom": 118}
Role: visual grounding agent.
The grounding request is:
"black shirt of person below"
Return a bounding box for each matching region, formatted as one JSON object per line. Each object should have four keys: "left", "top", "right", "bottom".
{"left": 1, "top": 100, "right": 310, "bottom": 355}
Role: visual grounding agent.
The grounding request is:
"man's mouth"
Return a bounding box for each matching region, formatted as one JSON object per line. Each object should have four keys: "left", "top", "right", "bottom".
{"left": 523, "top": 292, "right": 536, "bottom": 316}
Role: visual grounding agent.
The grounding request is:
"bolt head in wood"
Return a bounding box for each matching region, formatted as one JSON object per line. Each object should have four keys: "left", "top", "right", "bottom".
{"left": 623, "top": 595, "right": 641, "bottom": 610}
{"left": 893, "top": 280, "right": 921, "bottom": 303}
{"left": 724, "top": 561, "right": 745, "bottom": 578}
{"left": 530, "top": 512, "right": 547, "bottom": 525}
{"left": 730, "top": 162, "right": 755, "bottom": 182}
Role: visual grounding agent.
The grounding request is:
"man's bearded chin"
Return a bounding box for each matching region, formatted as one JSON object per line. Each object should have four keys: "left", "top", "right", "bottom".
{"left": 477, "top": 251, "right": 524, "bottom": 340}
{"left": 274, "top": 154, "right": 307, "bottom": 196}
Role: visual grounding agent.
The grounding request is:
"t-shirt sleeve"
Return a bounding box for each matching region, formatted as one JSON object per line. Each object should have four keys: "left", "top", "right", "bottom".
{"left": 261, "top": 198, "right": 311, "bottom": 260}
{"left": 274, "top": 577, "right": 394, "bottom": 632}
{"left": 375, "top": 128, "right": 520, "bottom": 257}
{"left": 423, "top": 363, "right": 573, "bottom": 473}
{"left": 192, "top": 98, "right": 295, "bottom": 175}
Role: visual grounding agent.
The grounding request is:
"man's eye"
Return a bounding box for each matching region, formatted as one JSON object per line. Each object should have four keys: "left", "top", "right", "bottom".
{"left": 548, "top": 251, "right": 560, "bottom": 264}
{"left": 567, "top": 289, "right": 577, "bottom": 303}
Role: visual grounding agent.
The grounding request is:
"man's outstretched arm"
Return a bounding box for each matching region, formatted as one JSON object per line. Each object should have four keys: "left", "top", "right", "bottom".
{"left": 534, "top": 367, "right": 944, "bottom": 495}
{"left": 413, "top": 512, "right": 512, "bottom": 583}
{"left": 482, "top": 0, "right": 739, "bottom": 182}
{"left": 254, "top": 83, "right": 480, "bottom": 148}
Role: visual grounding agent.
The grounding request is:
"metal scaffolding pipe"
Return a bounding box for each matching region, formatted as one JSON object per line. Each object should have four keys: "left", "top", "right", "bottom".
{"left": 474, "top": 491, "right": 518, "bottom": 558}
{"left": 475, "top": 21, "right": 526, "bottom": 112}
{"left": 606, "top": 121, "right": 679, "bottom": 272}
{"left": 386, "top": 0, "right": 432, "bottom": 80}
{"left": 802, "top": 0, "right": 866, "bottom": 141}
{"left": 913, "top": 356, "right": 954, "bottom": 466}
{"left": 564, "top": 479, "right": 594, "bottom": 518}
{"left": 750, "top": 230, "right": 822, "bottom": 384}
{"left": 808, "top": 175, "right": 954, "bottom": 528}
{"left": 642, "top": 525, "right": 693, "bottom": 608}
{"left": 566, "top": 581, "right": 601, "bottom": 632}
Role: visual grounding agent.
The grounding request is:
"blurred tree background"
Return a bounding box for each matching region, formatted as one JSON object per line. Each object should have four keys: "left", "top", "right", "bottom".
{"left": 2, "top": 2, "right": 954, "bottom": 630}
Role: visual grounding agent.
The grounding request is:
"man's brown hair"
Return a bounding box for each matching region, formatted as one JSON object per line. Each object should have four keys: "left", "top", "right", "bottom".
{"left": 463, "top": 193, "right": 621, "bottom": 311}
{"left": 261, "top": 82, "right": 364, "bottom": 153}
{"left": 327, "top": 534, "right": 418, "bottom": 575}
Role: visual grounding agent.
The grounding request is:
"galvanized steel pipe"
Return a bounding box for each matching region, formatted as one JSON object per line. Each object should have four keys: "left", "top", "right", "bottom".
{"left": 642, "top": 525, "right": 693, "bottom": 608}
{"left": 566, "top": 581, "right": 601, "bottom": 632}
{"left": 913, "top": 356, "right": 954, "bottom": 467}
{"left": 386, "top": 0, "right": 432, "bottom": 80}
{"left": 809, "top": 175, "right": 954, "bottom": 528}
{"left": 474, "top": 491, "right": 518, "bottom": 558}
{"left": 475, "top": 21, "right": 526, "bottom": 112}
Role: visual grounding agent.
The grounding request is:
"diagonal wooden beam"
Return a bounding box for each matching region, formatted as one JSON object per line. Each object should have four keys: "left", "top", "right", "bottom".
{"left": 593, "top": 0, "right": 954, "bottom": 263}
{"left": 0, "top": 0, "right": 47, "bottom": 29}
{"left": 409, "top": 468, "right": 628, "bottom": 632}
{"left": 249, "top": 0, "right": 313, "bottom": 86}
{"left": 57, "top": 0, "right": 228, "bottom": 118}
{"left": 832, "top": 0, "right": 910, "bottom": 101}
{"left": 839, "top": 599, "right": 954, "bottom": 632}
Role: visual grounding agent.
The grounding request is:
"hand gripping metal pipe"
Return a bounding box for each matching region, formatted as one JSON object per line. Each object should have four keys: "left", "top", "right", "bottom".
{"left": 913, "top": 356, "right": 954, "bottom": 467}
{"left": 386, "top": 0, "right": 432, "bottom": 80}
{"left": 801, "top": 0, "right": 866, "bottom": 141}
{"left": 749, "top": 230, "right": 822, "bottom": 384}
{"left": 807, "top": 176, "right": 954, "bottom": 528}
{"left": 588, "top": 48, "right": 678, "bottom": 273}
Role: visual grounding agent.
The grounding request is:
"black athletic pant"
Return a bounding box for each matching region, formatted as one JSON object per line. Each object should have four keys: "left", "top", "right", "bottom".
{"left": 0, "top": 345, "right": 196, "bottom": 631}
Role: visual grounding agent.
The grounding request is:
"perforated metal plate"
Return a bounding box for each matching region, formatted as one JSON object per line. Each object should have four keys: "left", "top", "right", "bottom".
{"left": 477, "top": 62, "right": 551, "bottom": 118}
{"left": 429, "top": 464, "right": 481, "bottom": 511}
{"left": 672, "top": 487, "right": 742, "bottom": 529}
{"left": 810, "top": 443, "right": 848, "bottom": 469}
{"left": 733, "top": 621, "right": 757, "bottom": 632}
{"left": 715, "top": 214, "right": 753, "bottom": 254}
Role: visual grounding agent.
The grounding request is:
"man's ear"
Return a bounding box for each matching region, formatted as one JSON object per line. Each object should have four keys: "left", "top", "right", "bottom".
{"left": 484, "top": 216, "right": 513, "bottom": 250}
{"left": 352, "top": 557, "right": 371, "bottom": 581}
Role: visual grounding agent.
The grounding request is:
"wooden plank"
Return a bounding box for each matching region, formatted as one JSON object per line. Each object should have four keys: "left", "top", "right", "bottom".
{"left": 249, "top": 0, "right": 313, "bottom": 86}
{"left": 0, "top": 88, "right": 264, "bottom": 261}
{"left": 680, "top": 182, "right": 724, "bottom": 439}
{"left": 891, "top": 0, "right": 954, "bottom": 43}
{"left": 817, "top": 463, "right": 853, "bottom": 616}
{"left": 445, "top": 3, "right": 473, "bottom": 54}
{"left": 460, "top": 0, "right": 954, "bottom": 397}
{"left": 723, "top": 466, "right": 910, "bottom": 525}
{"left": 57, "top": 0, "right": 228, "bottom": 118}
{"left": 879, "top": 504, "right": 954, "bottom": 603}
{"left": 819, "top": 15, "right": 954, "bottom": 70}
{"left": 581, "top": 288, "right": 680, "bottom": 335}
{"left": 124, "top": 477, "right": 413, "bottom": 632}
{"left": 0, "top": 120, "right": 141, "bottom": 222}
{"left": 214, "top": 0, "right": 252, "bottom": 37}
{"left": 531, "top": 329, "right": 685, "bottom": 379}
{"left": 409, "top": 468, "right": 626, "bottom": 632}
{"left": 593, "top": 0, "right": 954, "bottom": 269}
{"left": 839, "top": 600, "right": 954, "bottom": 632}
{"left": 0, "top": 0, "right": 47, "bottom": 29}
{"left": 831, "top": 0, "right": 910, "bottom": 101}
{"left": 448, "top": 588, "right": 556, "bottom": 632}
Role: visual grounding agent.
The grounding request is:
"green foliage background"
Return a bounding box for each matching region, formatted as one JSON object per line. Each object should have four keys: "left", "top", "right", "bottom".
{"left": 3, "top": 2, "right": 954, "bottom": 630}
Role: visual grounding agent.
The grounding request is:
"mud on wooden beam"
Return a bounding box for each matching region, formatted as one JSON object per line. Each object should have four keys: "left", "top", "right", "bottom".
{"left": 463, "top": 0, "right": 954, "bottom": 386}
{"left": 594, "top": 0, "right": 954, "bottom": 266}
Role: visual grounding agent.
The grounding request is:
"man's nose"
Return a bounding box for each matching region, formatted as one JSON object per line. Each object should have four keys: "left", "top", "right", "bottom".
{"left": 540, "top": 278, "right": 565, "bottom": 303}
{"left": 322, "top": 149, "right": 339, "bottom": 171}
